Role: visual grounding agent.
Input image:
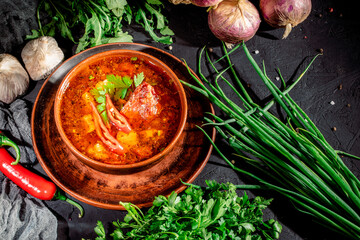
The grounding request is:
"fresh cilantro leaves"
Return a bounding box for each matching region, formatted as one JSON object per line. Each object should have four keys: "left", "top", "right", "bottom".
{"left": 133, "top": 72, "right": 144, "bottom": 88}
{"left": 90, "top": 180, "right": 282, "bottom": 240}
{"left": 94, "top": 221, "right": 106, "bottom": 240}
{"left": 105, "top": 74, "right": 133, "bottom": 100}
{"left": 89, "top": 72, "right": 144, "bottom": 123}
{"left": 27, "top": 0, "right": 174, "bottom": 53}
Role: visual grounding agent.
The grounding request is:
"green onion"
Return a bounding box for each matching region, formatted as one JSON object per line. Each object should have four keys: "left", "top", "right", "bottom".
{"left": 181, "top": 42, "right": 360, "bottom": 239}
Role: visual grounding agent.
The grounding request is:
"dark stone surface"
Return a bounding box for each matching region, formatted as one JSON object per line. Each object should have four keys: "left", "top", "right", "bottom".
{"left": 0, "top": 0, "right": 39, "bottom": 55}
{"left": 1, "top": 0, "right": 359, "bottom": 239}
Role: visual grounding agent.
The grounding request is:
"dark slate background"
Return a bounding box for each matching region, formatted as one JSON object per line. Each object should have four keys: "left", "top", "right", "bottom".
{"left": 1, "top": 0, "right": 359, "bottom": 239}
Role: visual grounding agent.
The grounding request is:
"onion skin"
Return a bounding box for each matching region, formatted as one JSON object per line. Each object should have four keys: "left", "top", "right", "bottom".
{"left": 191, "top": 0, "right": 223, "bottom": 7}
{"left": 208, "top": 0, "right": 261, "bottom": 44}
{"left": 260, "top": 0, "right": 312, "bottom": 39}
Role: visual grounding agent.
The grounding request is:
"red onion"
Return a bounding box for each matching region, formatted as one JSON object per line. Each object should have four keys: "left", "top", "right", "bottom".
{"left": 208, "top": 0, "right": 261, "bottom": 45}
{"left": 260, "top": 0, "right": 312, "bottom": 39}
{"left": 191, "top": 0, "right": 223, "bottom": 7}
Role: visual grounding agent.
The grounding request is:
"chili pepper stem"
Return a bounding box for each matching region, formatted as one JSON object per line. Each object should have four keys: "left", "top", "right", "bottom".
{"left": 0, "top": 132, "right": 21, "bottom": 165}
{"left": 53, "top": 190, "right": 84, "bottom": 218}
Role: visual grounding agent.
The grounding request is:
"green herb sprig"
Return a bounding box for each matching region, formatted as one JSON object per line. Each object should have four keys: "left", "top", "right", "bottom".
{"left": 90, "top": 180, "right": 281, "bottom": 240}
{"left": 89, "top": 72, "right": 144, "bottom": 123}
{"left": 28, "top": 0, "right": 174, "bottom": 53}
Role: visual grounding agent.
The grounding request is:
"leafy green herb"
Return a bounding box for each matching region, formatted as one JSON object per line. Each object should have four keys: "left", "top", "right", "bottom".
{"left": 89, "top": 180, "right": 281, "bottom": 239}
{"left": 133, "top": 72, "right": 144, "bottom": 88}
{"left": 134, "top": 2, "right": 173, "bottom": 45}
{"left": 89, "top": 87, "right": 108, "bottom": 124}
{"left": 94, "top": 221, "right": 106, "bottom": 240}
{"left": 105, "top": 0, "right": 128, "bottom": 18}
{"left": 89, "top": 73, "right": 144, "bottom": 123}
{"left": 28, "top": 0, "right": 174, "bottom": 53}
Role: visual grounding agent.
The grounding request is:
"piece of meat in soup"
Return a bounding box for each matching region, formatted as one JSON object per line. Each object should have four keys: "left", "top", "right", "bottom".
{"left": 121, "top": 82, "right": 161, "bottom": 125}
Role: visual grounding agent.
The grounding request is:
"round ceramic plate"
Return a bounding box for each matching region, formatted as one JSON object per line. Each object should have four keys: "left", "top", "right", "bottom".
{"left": 31, "top": 43, "right": 215, "bottom": 210}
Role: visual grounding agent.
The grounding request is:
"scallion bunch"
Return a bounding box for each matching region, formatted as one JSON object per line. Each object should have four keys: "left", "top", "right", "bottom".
{"left": 181, "top": 42, "right": 360, "bottom": 239}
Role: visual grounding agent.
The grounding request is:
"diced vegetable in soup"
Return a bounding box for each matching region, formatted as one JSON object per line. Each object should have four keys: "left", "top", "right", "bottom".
{"left": 59, "top": 55, "right": 181, "bottom": 165}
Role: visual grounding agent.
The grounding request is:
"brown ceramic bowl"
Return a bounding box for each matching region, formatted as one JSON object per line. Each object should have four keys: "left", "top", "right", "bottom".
{"left": 54, "top": 49, "right": 187, "bottom": 174}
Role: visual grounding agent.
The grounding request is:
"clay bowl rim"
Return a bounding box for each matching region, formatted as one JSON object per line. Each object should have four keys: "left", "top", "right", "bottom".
{"left": 53, "top": 49, "right": 188, "bottom": 173}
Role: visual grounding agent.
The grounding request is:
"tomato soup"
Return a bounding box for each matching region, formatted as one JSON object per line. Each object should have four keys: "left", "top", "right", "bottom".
{"left": 59, "top": 55, "right": 181, "bottom": 165}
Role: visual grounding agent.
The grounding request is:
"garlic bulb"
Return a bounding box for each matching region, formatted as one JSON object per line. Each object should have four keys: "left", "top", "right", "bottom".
{"left": 0, "top": 54, "right": 29, "bottom": 104}
{"left": 21, "top": 36, "right": 64, "bottom": 81}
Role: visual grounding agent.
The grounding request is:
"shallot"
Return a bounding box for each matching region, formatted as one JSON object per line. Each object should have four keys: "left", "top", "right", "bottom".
{"left": 191, "top": 0, "right": 223, "bottom": 7}
{"left": 208, "top": 0, "right": 261, "bottom": 45}
{"left": 260, "top": 0, "right": 312, "bottom": 39}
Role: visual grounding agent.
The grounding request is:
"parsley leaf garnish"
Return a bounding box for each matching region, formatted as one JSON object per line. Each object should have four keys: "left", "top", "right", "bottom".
{"left": 89, "top": 72, "right": 144, "bottom": 123}
{"left": 90, "top": 74, "right": 133, "bottom": 102}
{"left": 89, "top": 180, "right": 282, "bottom": 239}
{"left": 93, "top": 221, "right": 106, "bottom": 240}
{"left": 133, "top": 72, "right": 144, "bottom": 87}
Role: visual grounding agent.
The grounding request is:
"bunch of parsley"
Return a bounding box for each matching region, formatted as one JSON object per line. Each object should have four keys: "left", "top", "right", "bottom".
{"left": 28, "top": 0, "right": 174, "bottom": 53}
{"left": 91, "top": 180, "right": 282, "bottom": 240}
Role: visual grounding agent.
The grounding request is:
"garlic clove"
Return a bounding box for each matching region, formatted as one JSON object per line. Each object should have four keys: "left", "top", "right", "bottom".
{"left": 0, "top": 54, "right": 29, "bottom": 104}
{"left": 21, "top": 36, "right": 64, "bottom": 81}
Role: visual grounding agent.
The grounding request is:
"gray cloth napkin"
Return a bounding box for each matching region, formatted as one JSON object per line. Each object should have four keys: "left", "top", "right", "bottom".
{"left": 0, "top": 177, "right": 58, "bottom": 240}
{"left": 0, "top": 0, "right": 38, "bottom": 53}
{"left": 0, "top": 99, "right": 58, "bottom": 240}
{"left": 0, "top": 99, "right": 36, "bottom": 164}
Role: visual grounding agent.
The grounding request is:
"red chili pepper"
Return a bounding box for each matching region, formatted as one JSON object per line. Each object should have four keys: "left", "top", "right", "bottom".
{"left": 105, "top": 93, "right": 132, "bottom": 133}
{"left": 0, "top": 131, "right": 84, "bottom": 217}
{"left": 90, "top": 101, "right": 127, "bottom": 155}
